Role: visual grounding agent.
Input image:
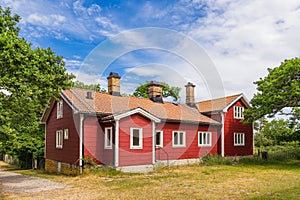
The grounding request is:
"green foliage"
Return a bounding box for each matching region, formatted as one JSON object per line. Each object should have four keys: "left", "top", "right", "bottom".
{"left": 244, "top": 58, "right": 300, "bottom": 122}
{"left": 73, "top": 80, "right": 106, "bottom": 92}
{"left": 0, "top": 7, "right": 74, "bottom": 166}
{"left": 132, "top": 81, "right": 181, "bottom": 101}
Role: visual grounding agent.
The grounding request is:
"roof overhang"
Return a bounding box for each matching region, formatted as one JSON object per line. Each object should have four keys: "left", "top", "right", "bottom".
{"left": 112, "top": 107, "right": 161, "bottom": 123}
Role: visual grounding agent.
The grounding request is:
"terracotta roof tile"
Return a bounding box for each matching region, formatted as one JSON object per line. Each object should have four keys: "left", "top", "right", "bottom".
{"left": 196, "top": 94, "right": 242, "bottom": 113}
{"left": 62, "top": 88, "right": 220, "bottom": 124}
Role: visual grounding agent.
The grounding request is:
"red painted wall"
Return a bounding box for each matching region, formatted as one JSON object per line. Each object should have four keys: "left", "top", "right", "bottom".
{"left": 83, "top": 117, "right": 114, "bottom": 166}
{"left": 224, "top": 100, "right": 253, "bottom": 156}
{"left": 118, "top": 114, "right": 153, "bottom": 166}
{"left": 46, "top": 99, "right": 80, "bottom": 164}
{"left": 155, "top": 123, "right": 220, "bottom": 161}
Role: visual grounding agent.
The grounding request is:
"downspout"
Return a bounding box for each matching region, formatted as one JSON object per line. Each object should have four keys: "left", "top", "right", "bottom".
{"left": 152, "top": 121, "right": 156, "bottom": 164}
{"left": 221, "top": 112, "right": 225, "bottom": 157}
{"left": 114, "top": 120, "right": 119, "bottom": 167}
{"left": 79, "top": 113, "right": 85, "bottom": 174}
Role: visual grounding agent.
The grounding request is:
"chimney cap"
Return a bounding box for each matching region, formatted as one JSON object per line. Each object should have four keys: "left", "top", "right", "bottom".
{"left": 86, "top": 91, "right": 93, "bottom": 99}
{"left": 185, "top": 82, "right": 195, "bottom": 87}
{"left": 148, "top": 81, "right": 163, "bottom": 87}
{"left": 107, "top": 72, "right": 121, "bottom": 79}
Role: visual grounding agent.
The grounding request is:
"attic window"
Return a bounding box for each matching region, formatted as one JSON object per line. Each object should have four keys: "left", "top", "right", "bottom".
{"left": 57, "top": 100, "right": 63, "bottom": 119}
{"left": 234, "top": 106, "right": 244, "bottom": 119}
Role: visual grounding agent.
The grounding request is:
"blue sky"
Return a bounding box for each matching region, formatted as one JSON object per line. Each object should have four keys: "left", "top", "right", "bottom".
{"left": 1, "top": 0, "right": 300, "bottom": 101}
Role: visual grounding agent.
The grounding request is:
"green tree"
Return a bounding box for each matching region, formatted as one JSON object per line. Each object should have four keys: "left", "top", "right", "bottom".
{"left": 73, "top": 80, "right": 106, "bottom": 92}
{"left": 244, "top": 58, "right": 300, "bottom": 122}
{"left": 0, "top": 7, "right": 74, "bottom": 166}
{"left": 133, "top": 82, "right": 181, "bottom": 101}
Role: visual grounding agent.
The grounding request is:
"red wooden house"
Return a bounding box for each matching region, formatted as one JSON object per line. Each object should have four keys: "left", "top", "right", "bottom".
{"left": 41, "top": 72, "right": 253, "bottom": 174}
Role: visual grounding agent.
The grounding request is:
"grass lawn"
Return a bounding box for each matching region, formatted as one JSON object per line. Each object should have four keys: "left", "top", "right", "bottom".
{"left": 1, "top": 160, "right": 300, "bottom": 200}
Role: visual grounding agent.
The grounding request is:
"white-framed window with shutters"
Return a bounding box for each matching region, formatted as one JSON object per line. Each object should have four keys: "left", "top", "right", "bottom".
{"left": 198, "top": 132, "right": 212, "bottom": 146}
{"left": 130, "top": 128, "right": 143, "bottom": 149}
{"left": 64, "top": 129, "right": 69, "bottom": 140}
{"left": 57, "top": 100, "right": 63, "bottom": 119}
{"left": 234, "top": 133, "right": 245, "bottom": 146}
{"left": 172, "top": 131, "right": 186, "bottom": 147}
{"left": 56, "top": 130, "right": 63, "bottom": 149}
{"left": 234, "top": 106, "right": 244, "bottom": 119}
{"left": 104, "top": 127, "right": 113, "bottom": 149}
{"left": 155, "top": 130, "right": 163, "bottom": 148}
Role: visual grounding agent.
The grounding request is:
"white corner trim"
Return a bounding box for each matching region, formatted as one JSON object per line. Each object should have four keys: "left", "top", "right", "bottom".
{"left": 152, "top": 121, "right": 156, "bottom": 164}
{"left": 114, "top": 108, "right": 161, "bottom": 123}
{"left": 79, "top": 114, "right": 85, "bottom": 174}
{"left": 222, "top": 94, "right": 251, "bottom": 112}
{"left": 114, "top": 120, "right": 119, "bottom": 167}
{"left": 221, "top": 113, "right": 225, "bottom": 157}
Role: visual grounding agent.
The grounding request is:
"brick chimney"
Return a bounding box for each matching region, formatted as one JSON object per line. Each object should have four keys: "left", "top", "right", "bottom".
{"left": 148, "top": 81, "right": 163, "bottom": 103}
{"left": 107, "top": 72, "right": 121, "bottom": 96}
{"left": 185, "top": 82, "right": 196, "bottom": 107}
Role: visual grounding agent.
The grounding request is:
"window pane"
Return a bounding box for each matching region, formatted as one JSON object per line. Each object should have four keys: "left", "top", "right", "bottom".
{"left": 156, "top": 131, "right": 160, "bottom": 146}
{"left": 203, "top": 133, "right": 206, "bottom": 145}
{"left": 179, "top": 132, "right": 183, "bottom": 145}
{"left": 174, "top": 132, "right": 178, "bottom": 145}
{"left": 207, "top": 133, "right": 210, "bottom": 145}
{"left": 199, "top": 133, "right": 202, "bottom": 145}
{"left": 133, "top": 129, "right": 140, "bottom": 146}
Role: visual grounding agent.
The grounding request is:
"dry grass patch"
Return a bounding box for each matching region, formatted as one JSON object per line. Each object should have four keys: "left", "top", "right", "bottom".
{"left": 1, "top": 161, "right": 299, "bottom": 199}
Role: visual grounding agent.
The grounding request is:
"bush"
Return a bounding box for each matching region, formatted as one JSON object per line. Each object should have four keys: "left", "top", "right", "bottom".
{"left": 201, "top": 154, "right": 232, "bottom": 165}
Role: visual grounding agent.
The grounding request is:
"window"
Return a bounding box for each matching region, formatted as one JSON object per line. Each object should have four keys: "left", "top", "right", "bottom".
{"left": 198, "top": 132, "right": 212, "bottom": 146}
{"left": 104, "top": 127, "right": 113, "bottom": 149}
{"left": 64, "top": 129, "right": 69, "bottom": 140}
{"left": 57, "top": 100, "right": 63, "bottom": 119}
{"left": 172, "top": 131, "right": 185, "bottom": 147}
{"left": 56, "top": 130, "right": 63, "bottom": 149}
{"left": 234, "top": 106, "right": 244, "bottom": 119}
{"left": 155, "top": 130, "right": 163, "bottom": 148}
{"left": 130, "top": 128, "right": 143, "bottom": 149}
{"left": 234, "top": 133, "right": 245, "bottom": 146}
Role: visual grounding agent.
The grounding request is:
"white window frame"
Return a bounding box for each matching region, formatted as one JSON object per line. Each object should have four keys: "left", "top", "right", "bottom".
{"left": 104, "top": 127, "right": 113, "bottom": 149}
{"left": 130, "top": 128, "right": 143, "bottom": 149}
{"left": 57, "top": 100, "right": 63, "bottom": 119}
{"left": 64, "top": 129, "right": 69, "bottom": 140}
{"left": 172, "top": 131, "right": 186, "bottom": 148}
{"left": 234, "top": 133, "right": 245, "bottom": 146}
{"left": 56, "top": 130, "right": 63, "bottom": 149}
{"left": 234, "top": 106, "right": 244, "bottom": 119}
{"left": 198, "top": 132, "right": 212, "bottom": 147}
{"left": 155, "top": 130, "right": 163, "bottom": 148}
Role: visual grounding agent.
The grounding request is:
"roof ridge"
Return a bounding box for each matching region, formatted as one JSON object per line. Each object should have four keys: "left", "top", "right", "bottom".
{"left": 197, "top": 93, "right": 242, "bottom": 103}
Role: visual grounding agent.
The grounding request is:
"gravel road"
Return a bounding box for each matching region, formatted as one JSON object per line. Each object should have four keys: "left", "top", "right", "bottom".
{"left": 0, "top": 169, "right": 66, "bottom": 194}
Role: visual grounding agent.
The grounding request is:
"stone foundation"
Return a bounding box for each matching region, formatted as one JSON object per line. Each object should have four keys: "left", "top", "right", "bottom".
{"left": 45, "top": 159, "right": 80, "bottom": 175}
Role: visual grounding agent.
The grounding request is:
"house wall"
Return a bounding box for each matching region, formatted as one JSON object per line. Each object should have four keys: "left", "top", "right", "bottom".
{"left": 45, "top": 99, "right": 80, "bottom": 173}
{"left": 118, "top": 114, "right": 153, "bottom": 166}
{"left": 224, "top": 100, "right": 253, "bottom": 156}
{"left": 83, "top": 117, "right": 114, "bottom": 166}
{"left": 155, "top": 123, "right": 219, "bottom": 161}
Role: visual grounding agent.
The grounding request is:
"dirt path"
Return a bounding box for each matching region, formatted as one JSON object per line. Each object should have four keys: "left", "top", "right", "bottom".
{"left": 0, "top": 169, "right": 67, "bottom": 194}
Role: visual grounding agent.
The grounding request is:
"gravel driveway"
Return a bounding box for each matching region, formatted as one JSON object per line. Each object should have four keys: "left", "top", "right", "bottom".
{"left": 0, "top": 169, "right": 67, "bottom": 194}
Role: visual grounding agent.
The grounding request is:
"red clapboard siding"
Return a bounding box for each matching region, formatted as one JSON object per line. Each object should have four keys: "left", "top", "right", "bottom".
{"left": 224, "top": 100, "right": 253, "bottom": 156}
{"left": 155, "top": 123, "right": 219, "bottom": 161}
{"left": 83, "top": 117, "right": 114, "bottom": 165}
{"left": 118, "top": 114, "right": 153, "bottom": 166}
{"left": 46, "top": 99, "right": 79, "bottom": 164}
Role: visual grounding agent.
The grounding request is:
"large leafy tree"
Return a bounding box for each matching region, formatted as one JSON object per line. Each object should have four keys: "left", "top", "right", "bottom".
{"left": 245, "top": 58, "right": 300, "bottom": 122}
{"left": 133, "top": 81, "right": 181, "bottom": 101}
{"left": 73, "top": 80, "right": 106, "bottom": 92}
{"left": 0, "top": 7, "right": 74, "bottom": 166}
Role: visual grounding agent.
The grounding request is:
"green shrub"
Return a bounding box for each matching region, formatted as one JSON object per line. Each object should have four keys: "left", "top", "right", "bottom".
{"left": 201, "top": 154, "right": 232, "bottom": 165}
